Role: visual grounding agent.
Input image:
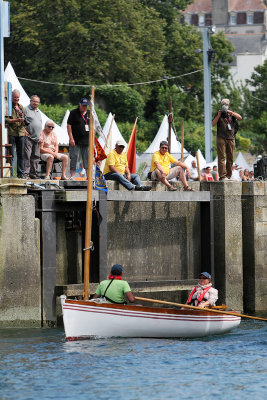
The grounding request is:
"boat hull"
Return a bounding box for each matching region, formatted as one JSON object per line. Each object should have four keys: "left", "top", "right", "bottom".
{"left": 61, "top": 297, "right": 241, "bottom": 340}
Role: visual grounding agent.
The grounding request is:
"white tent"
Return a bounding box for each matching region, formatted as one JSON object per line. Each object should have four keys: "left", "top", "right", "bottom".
{"left": 234, "top": 152, "right": 250, "bottom": 170}
{"left": 99, "top": 112, "right": 127, "bottom": 150}
{"left": 4, "top": 62, "right": 69, "bottom": 145}
{"left": 144, "top": 115, "right": 188, "bottom": 155}
{"left": 184, "top": 150, "right": 206, "bottom": 170}
{"left": 61, "top": 109, "right": 70, "bottom": 132}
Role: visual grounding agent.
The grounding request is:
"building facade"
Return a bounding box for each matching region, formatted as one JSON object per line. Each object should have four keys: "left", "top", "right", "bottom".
{"left": 183, "top": 0, "right": 267, "bottom": 84}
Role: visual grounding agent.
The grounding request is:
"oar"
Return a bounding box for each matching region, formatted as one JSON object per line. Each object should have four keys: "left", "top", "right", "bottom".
{"left": 135, "top": 296, "right": 267, "bottom": 322}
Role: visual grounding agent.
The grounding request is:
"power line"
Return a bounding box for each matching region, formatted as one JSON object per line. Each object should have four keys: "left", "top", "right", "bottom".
{"left": 17, "top": 69, "right": 203, "bottom": 88}
{"left": 251, "top": 95, "right": 267, "bottom": 104}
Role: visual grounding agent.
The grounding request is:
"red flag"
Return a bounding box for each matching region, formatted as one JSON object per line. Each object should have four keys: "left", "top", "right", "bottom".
{"left": 94, "top": 136, "right": 107, "bottom": 162}
{"left": 127, "top": 118, "right": 137, "bottom": 173}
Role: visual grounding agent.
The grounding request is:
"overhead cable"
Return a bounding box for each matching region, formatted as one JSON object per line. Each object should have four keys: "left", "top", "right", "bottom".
{"left": 17, "top": 69, "right": 203, "bottom": 88}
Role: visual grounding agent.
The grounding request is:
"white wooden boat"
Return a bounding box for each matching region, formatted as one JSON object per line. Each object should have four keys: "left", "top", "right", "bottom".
{"left": 61, "top": 296, "right": 241, "bottom": 340}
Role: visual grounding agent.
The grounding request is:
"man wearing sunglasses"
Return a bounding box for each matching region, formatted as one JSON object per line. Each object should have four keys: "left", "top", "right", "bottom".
{"left": 104, "top": 140, "right": 151, "bottom": 191}
{"left": 150, "top": 141, "right": 194, "bottom": 191}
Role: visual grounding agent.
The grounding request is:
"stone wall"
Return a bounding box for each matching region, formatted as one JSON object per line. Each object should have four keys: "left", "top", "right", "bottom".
{"left": 0, "top": 192, "right": 41, "bottom": 326}
{"left": 106, "top": 201, "right": 202, "bottom": 282}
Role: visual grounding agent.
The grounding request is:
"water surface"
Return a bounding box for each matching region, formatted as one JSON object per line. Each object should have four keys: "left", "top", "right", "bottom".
{"left": 0, "top": 320, "right": 266, "bottom": 400}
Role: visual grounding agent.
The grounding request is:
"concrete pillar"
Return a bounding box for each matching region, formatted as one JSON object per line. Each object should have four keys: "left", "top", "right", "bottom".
{"left": 0, "top": 194, "right": 41, "bottom": 326}
{"left": 242, "top": 182, "right": 267, "bottom": 312}
{"left": 208, "top": 182, "right": 243, "bottom": 310}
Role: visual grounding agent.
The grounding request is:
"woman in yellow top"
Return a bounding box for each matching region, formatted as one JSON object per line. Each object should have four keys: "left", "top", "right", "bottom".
{"left": 150, "top": 141, "right": 194, "bottom": 191}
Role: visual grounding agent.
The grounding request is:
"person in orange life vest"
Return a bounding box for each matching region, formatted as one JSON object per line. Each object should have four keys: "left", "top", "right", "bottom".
{"left": 93, "top": 264, "right": 135, "bottom": 304}
{"left": 186, "top": 272, "right": 218, "bottom": 308}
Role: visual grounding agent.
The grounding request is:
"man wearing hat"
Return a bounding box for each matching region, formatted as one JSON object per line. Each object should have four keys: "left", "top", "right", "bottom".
{"left": 186, "top": 272, "right": 218, "bottom": 308}
{"left": 149, "top": 141, "right": 194, "bottom": 191}
{"left": 93, "top": 264, "right": 135, "bottom": 304}
{"left": 212, "top": 99, "right": 242, "bottom": 181}
{"left": 103, "top": 141, "right": 151, "bottom": 191}
{"left": 67, "top": 98, "right": 91, "bottom": 179}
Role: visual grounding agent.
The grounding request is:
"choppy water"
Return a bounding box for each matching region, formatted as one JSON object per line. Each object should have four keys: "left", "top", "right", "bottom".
{"left": 0, "top": 320, "right": 266, "bottom": 400}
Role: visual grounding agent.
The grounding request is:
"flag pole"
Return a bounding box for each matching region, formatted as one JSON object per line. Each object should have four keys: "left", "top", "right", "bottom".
{"left": 83, "top": 86, "right": 95, "bottom": 300}
{"left": 181, "top": 121, "right": 184, "bottom": 162}
{"left": 168, "top": 99, "right": 172, "bottom": 153}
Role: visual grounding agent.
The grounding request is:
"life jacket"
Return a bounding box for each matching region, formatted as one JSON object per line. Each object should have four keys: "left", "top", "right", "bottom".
{"left": 187, "top": 285, "right": 212, "bottom": 306}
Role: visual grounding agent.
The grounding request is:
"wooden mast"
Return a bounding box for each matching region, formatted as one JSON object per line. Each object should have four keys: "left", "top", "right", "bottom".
{"left": 181, "top": 121, "right": 184, "bottom": 162}
{"left": 168, "top": 98, "right": 172, "bottom": 153}
{"left": 83, "top": 86, "right": 95, "bottom": 300}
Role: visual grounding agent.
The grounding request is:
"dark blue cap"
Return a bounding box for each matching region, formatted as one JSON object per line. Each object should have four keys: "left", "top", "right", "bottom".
{"left": 199, "top": 272, "right": 211, "bottom": 279}
{"left": 79, "top": 97, "right": 89, "bottom": 106}
{"left": 111, "top": 264, "right": 123, "bottom": 276}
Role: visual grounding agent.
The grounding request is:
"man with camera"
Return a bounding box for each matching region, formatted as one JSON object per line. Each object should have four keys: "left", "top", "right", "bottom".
{"left": 5, "top": 90, "right": 27, "bottom": 178}
{"left": 212, "top": 99, "right": 242, "bottom": 181}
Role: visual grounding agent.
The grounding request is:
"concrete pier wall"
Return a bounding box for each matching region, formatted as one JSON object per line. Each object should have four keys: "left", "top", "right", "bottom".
{"left": 0, "top": 180, "right": 266, "bottom": 327}
{"left": 0, "top": 192, "right": 41, "bottom": 326}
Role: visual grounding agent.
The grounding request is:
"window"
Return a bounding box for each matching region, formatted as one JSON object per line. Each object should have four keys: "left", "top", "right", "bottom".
{"left": 191, "top": 14, "right": 198, "bottom": 26}
{"left": 199, "top": 14, "right": 204, "bottom": 26}
{"left": 184, "top": 14, "right": 191, "bottom": 25}
{"left": 247, "top": 13, "right": 253, "bottom": 24}
{"left": 237, "top": 12, "right": 246, "bottom": 24}
{"left": 230, "top": 13, "right": 237, "bottom": 25}
{"left": 254, "top": 12, "right": 264, "bottom": 24}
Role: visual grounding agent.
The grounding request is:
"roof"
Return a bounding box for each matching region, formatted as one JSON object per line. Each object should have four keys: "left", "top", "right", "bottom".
{"left": 185, "top": 0, "right": 266, "bottom": 13}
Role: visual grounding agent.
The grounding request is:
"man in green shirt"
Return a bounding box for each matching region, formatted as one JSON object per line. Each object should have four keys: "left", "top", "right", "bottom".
{"left": 93, "top": 264, "right": 135, "bottom": 304}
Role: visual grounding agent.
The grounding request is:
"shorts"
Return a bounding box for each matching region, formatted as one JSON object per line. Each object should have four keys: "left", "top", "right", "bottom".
{"left": 40, "top": 153, "right": 65, "bottom": 162}
{"left": 69, "top": 144, "right": 88, "bottom": 170}
{"left": 151, "top": 166, "right": 180, "bottom": 181}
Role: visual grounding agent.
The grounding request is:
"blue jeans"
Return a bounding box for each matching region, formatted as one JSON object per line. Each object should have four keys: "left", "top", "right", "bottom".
{"left": 9, "top": 135, "right": 25, "bottom": 177}
{"left": 104, "top": 172, "right": 141, "bottom": 190}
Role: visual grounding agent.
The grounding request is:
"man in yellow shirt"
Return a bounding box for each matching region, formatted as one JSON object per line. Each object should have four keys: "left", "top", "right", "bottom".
{"left": 104, "top": 140, "right": 151, "bottom": 191}
{"left": 150, "top": 141, "right": 194, "bottom": 191}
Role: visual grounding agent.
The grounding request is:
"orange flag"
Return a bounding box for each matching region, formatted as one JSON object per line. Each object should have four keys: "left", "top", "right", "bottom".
{"left": 94, "top": 136, "right": 107, "bottom": 162}
{"left": 127, "top": 118, "right": 137, "bottom": 173}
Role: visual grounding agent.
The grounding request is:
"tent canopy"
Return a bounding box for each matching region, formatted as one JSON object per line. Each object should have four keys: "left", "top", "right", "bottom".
{"left": 144, "top": 115, "right": 188, "bottom": 155}
{"left": 99, "top": 112, "right": 127, "bottom": 150}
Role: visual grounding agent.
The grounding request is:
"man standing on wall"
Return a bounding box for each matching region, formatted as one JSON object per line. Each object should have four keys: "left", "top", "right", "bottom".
{"left": 67, "top": 98, "right": 90, "bottom": 179}
{"left": 212, "top": 99, "right": 242, "bottom": 181}
{"left": 24, "top": 95, "right": 42, "bottom": 179}
{"left": 5, "top": 90, "right": 27, "bottom": 178}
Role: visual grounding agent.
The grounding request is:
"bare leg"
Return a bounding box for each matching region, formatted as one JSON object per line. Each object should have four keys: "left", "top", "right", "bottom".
{"left": 61, "top": 155, "right": 68, "bottom": 179}
{"left": 155, "top": 169, "right": 172, "bottom": 188}
{"left": 45, "top": 155, "right": 54, "bottom": 178}
{"left": 178, "top": 167, "right": 189, "bottom": 189}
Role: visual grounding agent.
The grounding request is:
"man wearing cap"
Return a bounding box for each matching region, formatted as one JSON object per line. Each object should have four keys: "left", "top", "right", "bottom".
{"left": 103, "top": 141, "right": 151, "bottom": 191}
{"left": 212, "top": 99, "right": 242, "bottom": 181}
{"left": 93, "top": 264, "right": 135, "bottom": 304}
{"left": 67, "top": 98, "right": 91, "bottom": 179}
{"left": 186, "top": 272, "right": 218, "bottom": 308}
{"left": 149, "top": 141, "right": 194, "bottom": 191}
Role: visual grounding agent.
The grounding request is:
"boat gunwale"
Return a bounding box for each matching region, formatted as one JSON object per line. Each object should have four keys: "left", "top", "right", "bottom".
{"left": 64, "top": 299, "right": 240, "bottom": 318}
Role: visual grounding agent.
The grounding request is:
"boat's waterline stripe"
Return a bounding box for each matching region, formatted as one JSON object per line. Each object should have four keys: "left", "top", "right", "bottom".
{"left": 63, "top": 305, "right": 241, "bottom": 322}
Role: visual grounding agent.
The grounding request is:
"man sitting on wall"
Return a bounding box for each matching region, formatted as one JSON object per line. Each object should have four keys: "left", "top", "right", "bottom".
{"left": 104, "top": 140, "right": 151, "bottom": 191}
{"left": 149, "top": 141, "right": 194, "bottom": 191}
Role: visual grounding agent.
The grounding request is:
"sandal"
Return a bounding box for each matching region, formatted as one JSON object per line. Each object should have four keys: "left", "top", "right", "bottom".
{"left": 168, "top": 186, "right": 177, "bottom": 191}
{"left": 184, "top": 186, "right": 195, "bottom": 191}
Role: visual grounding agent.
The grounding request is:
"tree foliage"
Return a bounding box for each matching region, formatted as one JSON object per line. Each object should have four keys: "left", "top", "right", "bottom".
{"left": 5, "top": 0, "right": 262, "bottom": 155}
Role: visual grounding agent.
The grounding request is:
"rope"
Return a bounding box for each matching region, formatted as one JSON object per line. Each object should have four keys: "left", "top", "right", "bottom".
{"left": 251, "top": 95, "right": 267, "bottom": 104}
{"left": 17, "top": 69, "right": 203, "bottom": 88}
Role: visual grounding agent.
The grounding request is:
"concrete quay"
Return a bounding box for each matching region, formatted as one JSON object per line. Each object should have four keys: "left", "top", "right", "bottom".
{"left": 0, "top": 178, "right": 266, "bottom": 327}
